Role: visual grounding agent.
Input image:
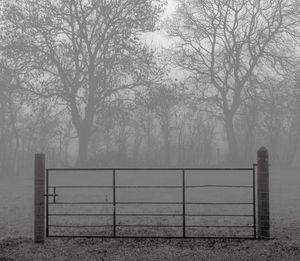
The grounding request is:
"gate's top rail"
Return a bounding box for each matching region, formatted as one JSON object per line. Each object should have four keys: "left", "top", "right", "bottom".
{"left": 47, "top": 167, "right": 254, "bottom": 171}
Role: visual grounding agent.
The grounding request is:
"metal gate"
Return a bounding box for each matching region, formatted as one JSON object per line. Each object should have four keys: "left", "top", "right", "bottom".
{"left": 45, "top": 166, "right": 256, "bottom": 239}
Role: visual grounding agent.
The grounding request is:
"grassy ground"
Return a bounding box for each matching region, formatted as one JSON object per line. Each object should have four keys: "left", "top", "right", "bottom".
{"left": 1, "top": 233, "right": 299, "bottom": 260}
{"left": 0, "top": 167, "right": 299, "bottom": 260}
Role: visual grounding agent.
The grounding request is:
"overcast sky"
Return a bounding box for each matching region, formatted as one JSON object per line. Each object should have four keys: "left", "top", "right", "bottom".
{"left": 166, "top": 0, "right": 177, "bottom": 14}
{"left": 142, "top": 0, "right": 177, "bottom": 48}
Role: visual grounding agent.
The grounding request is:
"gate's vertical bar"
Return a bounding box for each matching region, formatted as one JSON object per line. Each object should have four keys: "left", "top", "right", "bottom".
{"left": 113, "top": 169, "right": 116, "bottom": 237}
{"left": 34, "top": 153, "right": 45, "bottom": 243}
{"left": 252, "top": 164, "right": 256, "bottom": 239}
{"left": 182, "top": 170, "right": 186, "bottom": 238}
{"left": 46, "top": 169, "right": 49, "bottom": 237}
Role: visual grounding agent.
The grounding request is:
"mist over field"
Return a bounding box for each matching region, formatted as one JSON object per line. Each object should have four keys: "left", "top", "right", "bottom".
{"left": 0, "top": 0, "right": 300, "bottom": 259}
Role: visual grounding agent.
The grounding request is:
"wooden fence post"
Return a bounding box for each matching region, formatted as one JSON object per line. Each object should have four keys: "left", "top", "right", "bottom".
{"left": 257, "top": 147, "right": 270, "bottom": 239}
{"left": 34, "top": 153, "right": 45, "bottom": 243}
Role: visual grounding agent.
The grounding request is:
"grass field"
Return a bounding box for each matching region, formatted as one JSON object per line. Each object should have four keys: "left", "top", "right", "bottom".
{"left": 0, "top": 166, "right": 300, "bottom": 260}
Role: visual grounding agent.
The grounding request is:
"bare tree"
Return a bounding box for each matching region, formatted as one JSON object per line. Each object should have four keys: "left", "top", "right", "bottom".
{"left": 3, "top": 0, "right": 164, "bottom": 165}
{"left": 259, "top": 76, "right": 300, "bottom": 164}
{"left": 137, "top": 82, "right": 182, "bottom": 165}
{"left": 0, "top": 59, "right": 24, "bottom": 175}
{"left": 166, "top": 0, "right": 299, "bottom": 162}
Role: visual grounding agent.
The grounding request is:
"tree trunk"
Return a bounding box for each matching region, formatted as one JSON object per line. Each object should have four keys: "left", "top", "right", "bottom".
{"left": 285, "top": 116, "right": 300, "bottom": 165}
{"left": 224, "top": 114, "right": 239, "bottom": 163}
{"left": 145, "top": 114, "right": 153, "bottom": 164}
{"left": 76, "top": 130, "right": 90, "bottom": 167}
{"left": 164, "top": 132, "right": 170, "bottom": 166}
{"left": 133, "top": 129, "right": 143, "bottom": 162}
{"left": 64, "top": 139, "right": 69, "bottom": 167}
{"left": 177, "top": 121, "right": 185, "bottom": 167}
{"left": 162, "top": 122, "right": 171, "bottom": 166}
{"left": 72, "top": 100, "right": 94, "bottom": 167}
{"left": 75, "top": 118, "right": 93, "bottom": 167}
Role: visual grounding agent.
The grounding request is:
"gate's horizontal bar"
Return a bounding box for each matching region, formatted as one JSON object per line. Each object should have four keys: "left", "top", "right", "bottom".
{"left": 117, "top": 224, "right": 182, "bottom": 227}
{"left": 116, "top": 213, "right": 253, "bottom": 217}
{"left": 49, "top": 186, "right": 114, "bottom": 188}
{"left": 48, "top": 185, "right": 253, "bottom": 189}
{"left": 49, "top": 202, "right": 112, "bottom": 204}
{"left": 49, "top": 224, "right": 252, "bottom": 229}
{"left": 185, "top": 225, "right": 253, "bottom": 228}
{"left": 185, "top": 202, "right": 253, "bottom": 205}
{"left": 117, "top": 213, "right": 180, "bottom": 216}
{"left": 117, "top": 202, "right": 254, "bottom": 205}
{"left": 48, "top": 185, "right": 182, "bottom": 189}
{"left": 49, "top": 225, "right": 113, "bottom": 228}
{"left": 48, "top": 213, "right": 253, "bottom": 217}
{"left": 48, "top": 202, "right": 253, "bottom": 205}
{"left": 49, "top": 214, "right": 113, "bottom": 216}
{"left": 117, "top": 186, "right": 181, "bottom": 188}
{"left": 49, "top": 213, "right": 181, "bottom": 217}
{"left": 116, "top": 202, "right": 253, "bottom": 205}
{"left": 47, "top": 235, "right": 256, "bottom": 239}
{"left": 185, "top": 185, "right": 253, "bottom": 188}
{"left": 109, "top": 225, "right": 253, "bottom": 228}
{"left": 46, "top": 168, "right": 254, "bottom": 171}
{"left": 48, "top": 202, "right": 182, "bottom": 205}
{"left": 186, "top": 214, "right": 253, "bottom": 217}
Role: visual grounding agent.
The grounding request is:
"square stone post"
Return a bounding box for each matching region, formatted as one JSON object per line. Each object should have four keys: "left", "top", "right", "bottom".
{"left": 34, "top": 154, "right": 45, "bottom": 243}
{"left": 257, "top": 147, "right": 270, "bottom": 239}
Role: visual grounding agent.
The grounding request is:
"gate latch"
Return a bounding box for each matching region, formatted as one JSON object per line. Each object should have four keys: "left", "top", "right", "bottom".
{"left": 44, "top": 194, "right": 59, "bottom": 197}
{"left": 44, "top": 193, "right": 59, "bottom": 203}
